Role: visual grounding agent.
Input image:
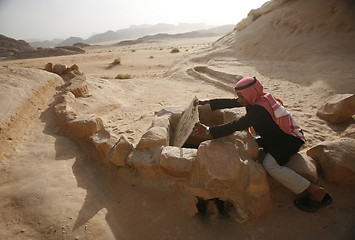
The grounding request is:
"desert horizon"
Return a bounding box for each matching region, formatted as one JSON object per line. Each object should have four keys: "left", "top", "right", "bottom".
{"left": 1, "top": 0, "right": 355, "bottom": 239}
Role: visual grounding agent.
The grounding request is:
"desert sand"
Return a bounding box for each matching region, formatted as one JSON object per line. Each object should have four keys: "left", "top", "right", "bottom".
{"left": 1, "top": 0, "right": 355, "bottom": 239}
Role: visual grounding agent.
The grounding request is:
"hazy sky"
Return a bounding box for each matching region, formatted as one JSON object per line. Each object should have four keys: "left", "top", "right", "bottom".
{"left": 0, "top": 0, "right": 267, "bottom": 41}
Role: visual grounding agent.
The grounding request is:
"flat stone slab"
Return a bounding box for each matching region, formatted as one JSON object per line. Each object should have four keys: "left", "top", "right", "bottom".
{"left": 172, "top": 97, "right": 199, "bottom": 147}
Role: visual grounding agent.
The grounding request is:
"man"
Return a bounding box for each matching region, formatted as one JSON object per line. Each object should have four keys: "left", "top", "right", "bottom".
{"left": 192, "top": 76, "right": 332, "bottom": 213}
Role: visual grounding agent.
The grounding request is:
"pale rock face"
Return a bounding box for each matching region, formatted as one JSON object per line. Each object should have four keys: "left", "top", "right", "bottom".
{"left": 317, "top": 94, "right": 355, "bottom": 123}
{"left": 136, "top": 126, "right": 169, "bottom": 149}
{"left": 307, "top": 137, "right": 355, "bottom": 183}
{"left": 159, "top": 146, "right": 197, "bottom": 177}
{"left": 110, "top": 135, "right": 134, "bottom": 167}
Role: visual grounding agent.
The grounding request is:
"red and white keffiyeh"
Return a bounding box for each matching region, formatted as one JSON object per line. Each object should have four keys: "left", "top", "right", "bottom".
{"left": 235, "top": 77, "right": 305, "bottom": 142}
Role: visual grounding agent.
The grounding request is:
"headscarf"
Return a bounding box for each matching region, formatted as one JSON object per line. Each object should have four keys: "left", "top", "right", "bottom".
{"left": 235, "top": 77, "right": 305, "bottom": 142}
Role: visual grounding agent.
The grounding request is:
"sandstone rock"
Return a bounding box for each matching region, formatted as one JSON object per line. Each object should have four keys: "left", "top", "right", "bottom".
{"left": 222, "top": 108, "right": 245, "bottom": 123}
{"left": 67, "top": 115, "right": 103, "bottom": 140}
{"left": 70, "top": 64, "right": 79, "bottom": 71}
{"left": 340, "top": 124, "right": 355, "bottom": 139}
{"left": 186, "top": 139, "right": 271, "bottom": 222}
{"left": 233, "top": 131, "right": 260, "bottom": 160}
{"left": 62, "top": 69, "right": 86, "bottom": 82}
{"left": 156, "top": 106, "right": 183, "bottom": 130}
{"left": 307, "top": 138, "right": 355, "bottom": 183}
{"left": 136, "top": 126, "right": 168, "bottom": 149}
{"left": 90, "top": 128, "right": 116, "bottom": 163}
{"left": 110, "top": 135, "right": 134, "bottom": 167}
{"left": 54, "top": 102, "right": 78, "bottom": 123}
{"left": 285, "top": 153, "right": 318, "bottom": 183}
{"left": 127, "top": 146, "right": 162, "bottom": 177}
{"left": 150, "top": 115, "right": 170, "bottom": 130}
{"left": 317, "top": 94, "right": 355, "bottom": 123}
{"left": 45, "top": 62, "right": 53, "bottom": 72}
{"left": 198, "top": 104, "right": 224, "bottom": 127}
{"left": 52, "top": 64, "right": 67, "bottom": 75}
{"left": 159, "top": 146, "right": 197, "bottom": 177}
{"left": 188, "top": 140, "right": 244, "bottom": 198}
{"left": 67, "top": 78, "right": 89, "bottom": 98}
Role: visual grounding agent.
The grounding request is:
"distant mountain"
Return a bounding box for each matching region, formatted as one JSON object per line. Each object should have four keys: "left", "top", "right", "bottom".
{"left": 56, "top": 37, "right": 85, "bottom": 47}
{"left": 115, "top": 25, "right": 235, "bottom": 46}
{"left": 28, "top": 23, "right": 222, "bottom": 48}
{"left": 86, "top": 23, "right": 215, "bottom": 44}
{"left": 29, "top": 39, "right": 64, "bottom": 48}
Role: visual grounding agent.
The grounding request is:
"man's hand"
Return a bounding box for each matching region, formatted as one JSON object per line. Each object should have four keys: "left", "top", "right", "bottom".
{"left": 193, "top": 99, "right": 210, "bottom": 107}
{"left": 192, "top": 122, "right": 209, "bottom": 136}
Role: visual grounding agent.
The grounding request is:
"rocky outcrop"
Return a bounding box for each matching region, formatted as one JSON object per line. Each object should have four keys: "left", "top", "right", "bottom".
{"left": 307, "top": 138, "right": 355, "bottom": 183}
{"left": 317, "top": 94, "right": 355, "bottom": 123}
{"left": 0, "top": 34, "right": 85, "bottom": 59}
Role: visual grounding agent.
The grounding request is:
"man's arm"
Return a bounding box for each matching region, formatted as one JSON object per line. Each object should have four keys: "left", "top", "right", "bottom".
{"left": 210, "top": 98, "right": 243, "bottom": 111}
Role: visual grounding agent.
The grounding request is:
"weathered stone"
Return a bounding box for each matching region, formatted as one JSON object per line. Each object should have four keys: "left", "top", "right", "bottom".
{"left": 62, "top": 69, "right": 86, "bottom": 82}
{"left": 189, "top": 140, "right": 244, "bottom": 198}
{"left": 222, "top": 108, "right": 245, "bottom": 123}
{"left": 136, "top": 126, "right": 168, "bottom": 149}
{"left": 67, "top": 115, "right": 103, "bottom": 140}
{"left": 234, "top": 131, "right": 260, "bottom": 160}
{"left": 156, "top": 106, "right": 183, "bottom": 131}
{"left": 307, "top": 138, "right": 355, "bottom": 183}
{"left": 90, "top": 128, "right": 116, "bottom": 163}
{"left": 186, "top": 139, "right": 271, "bottom": 222}
{"left": 54, "top": 102, "right": 78, "bottom": 123}
{"left": 70, "top": 64, "right": 80, "bottom": 71}
{"left": 198, "top": 104, "right": 224, "bottom": 127}
{"left": 159, "top": 146, "right": 197, "bottom": 177}
{"left": 110, "top": 135, "right": 134, "bottom": 167}
{"left": 317, "top": 94, "right": 355, "bottom": 123}
{"left": 127, "top": 146, "right": 162, "bottom": 177}
{"left": 151, "top": 115, "right": 170, "bottom": 130}
{"left": 285, "top": 153, "right": 318, "bottom": 183}
{"left": 340, "top": 124, "right": 355, "bottom": 139}
{"left": 45, "top": 62, "right": 53, "bottom": 72}
{"left": 52, "top": 64, "right": 67, "bottom": 75}
{"left": 67, "top": 78, "right": 89, "bottom": 98}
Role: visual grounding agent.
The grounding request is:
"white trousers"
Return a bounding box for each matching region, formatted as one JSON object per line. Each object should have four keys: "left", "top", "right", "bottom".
{"left": 262, "top": 153, "right": 310, "bottom": 194}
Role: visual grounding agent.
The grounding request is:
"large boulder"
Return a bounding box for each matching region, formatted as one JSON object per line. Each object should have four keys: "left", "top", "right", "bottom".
{"left": 186, "top": 139, "right": 272, "bottom": 222}
{"left": 317, "top": 94, "right": 355, "bottom": 123}
{"left": 307, "top": 138, "right": 355, "bottom": 183}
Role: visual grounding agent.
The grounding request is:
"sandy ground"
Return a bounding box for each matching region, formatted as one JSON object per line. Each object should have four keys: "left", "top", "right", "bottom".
{"left": 0, "top": 36, "right": 354, "bottom": 240}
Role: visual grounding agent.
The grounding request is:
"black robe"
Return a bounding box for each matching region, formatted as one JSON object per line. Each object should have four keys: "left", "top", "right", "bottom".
{"left": 208, "top": 98, "right": 305, "bottom": 165}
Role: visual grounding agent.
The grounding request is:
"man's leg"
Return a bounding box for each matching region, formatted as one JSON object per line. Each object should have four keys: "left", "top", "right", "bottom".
{"left": 262, "top": 153, "right": 310, "bottom": 194}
